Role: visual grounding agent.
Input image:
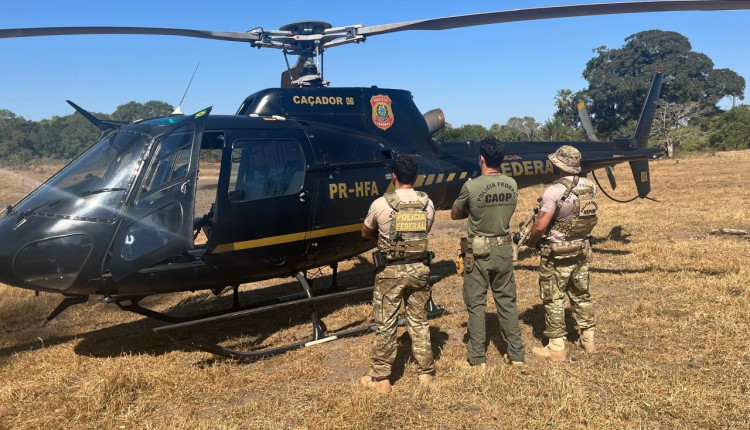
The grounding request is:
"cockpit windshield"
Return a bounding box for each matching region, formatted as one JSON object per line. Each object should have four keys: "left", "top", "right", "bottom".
{"left": 11, "top": 131, "right": 152, "bottom": 222}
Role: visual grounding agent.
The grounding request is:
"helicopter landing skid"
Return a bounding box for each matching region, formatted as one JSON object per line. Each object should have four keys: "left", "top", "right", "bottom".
{"left": 151, "top": 271, "right": 445, "bottom": 362}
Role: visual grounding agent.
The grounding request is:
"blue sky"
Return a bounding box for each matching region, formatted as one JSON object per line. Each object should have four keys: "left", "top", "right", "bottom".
{"left": 1, "top": 0, "right": 748, "bottom": 127}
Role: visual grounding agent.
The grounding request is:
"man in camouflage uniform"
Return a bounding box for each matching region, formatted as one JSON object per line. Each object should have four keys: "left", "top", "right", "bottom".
{"left": 451, "top": 137, "right": 525, "bottom": 368}
{"left": 360, "top": 156, "right": 436, "bottom": 393}
{"left": 526, "top": 145, "right": 598, "bottom": 362}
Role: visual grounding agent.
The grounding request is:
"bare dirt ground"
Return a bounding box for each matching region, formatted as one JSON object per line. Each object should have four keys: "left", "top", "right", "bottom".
{"left": 1, "top": 152, "right": 749, "bottom": 429}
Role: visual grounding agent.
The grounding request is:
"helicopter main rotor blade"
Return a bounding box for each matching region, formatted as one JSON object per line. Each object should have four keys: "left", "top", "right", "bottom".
{"left": 0, "top": 26, "right": 263, "bottom": 43}
{"left": 357, "top": 0, "right": 750, "bottom": 36}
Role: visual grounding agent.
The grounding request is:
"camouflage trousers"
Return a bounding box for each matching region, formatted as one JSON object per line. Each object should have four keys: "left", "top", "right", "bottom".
{"left": 538, "top": 252, "right": 596, "bottom": 339}
{"left": 369, "top": 262, "right": 434, "bottom": 380}
{"left": 463, "top": 243, "right": 525, "bottom": 365}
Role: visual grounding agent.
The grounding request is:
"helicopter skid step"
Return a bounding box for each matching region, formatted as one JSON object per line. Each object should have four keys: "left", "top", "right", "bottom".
{"left": 184, "top": 324, "right": 378, "bottom": 362}
{"left": 165, "top": 311, "right": 444, "bottom": 362}
{"left": 151, "top": 271, "right": 445, "bottom": 361}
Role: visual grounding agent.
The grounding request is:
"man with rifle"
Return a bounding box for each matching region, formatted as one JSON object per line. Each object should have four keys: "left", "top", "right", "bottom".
{"left": 524, "top": 145, "right": 598, "bottom": 362}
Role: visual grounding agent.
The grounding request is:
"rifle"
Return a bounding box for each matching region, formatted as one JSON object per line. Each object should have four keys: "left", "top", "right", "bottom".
{"left": 512, "top": 197, "right": 542, "bottom": 261}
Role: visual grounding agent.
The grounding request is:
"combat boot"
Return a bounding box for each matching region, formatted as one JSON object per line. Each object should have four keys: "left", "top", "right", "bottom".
{"left": 418, "top": 373, "right": 434, "bottom": 388}
{"left": 460, "top": 361, "right": 488, "bottom": 371}
{"left": 578, "top": 328, "right": 596, "bottom": 354}
{"left": 503, "top": 354, "right": 526, "bottom": 367}
{"left": 360, "top": 376, "right": 392, "bottom": 394}
{"left": 532, "top": 337, "right": 566, "bottom": 362}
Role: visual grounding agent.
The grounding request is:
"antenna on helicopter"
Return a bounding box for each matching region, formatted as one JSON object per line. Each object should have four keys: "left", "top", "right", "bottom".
{"left": 172, "top": 63, "right": 200, "bottom": 115}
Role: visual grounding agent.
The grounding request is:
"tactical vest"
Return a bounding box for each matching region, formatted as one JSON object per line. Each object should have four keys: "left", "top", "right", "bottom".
{"left": 377, "top": 191, "right": 430, "bottom": 261}
{"left": 548, "top": 177, "right": 598, "bottom": 239}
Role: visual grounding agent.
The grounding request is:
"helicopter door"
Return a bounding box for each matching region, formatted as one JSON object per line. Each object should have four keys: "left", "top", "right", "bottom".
{"left": 212, "top": 134, "right": 311, "bottom": 262}
{"left": 109, "top": 108, "right": 211, "bottom": 280}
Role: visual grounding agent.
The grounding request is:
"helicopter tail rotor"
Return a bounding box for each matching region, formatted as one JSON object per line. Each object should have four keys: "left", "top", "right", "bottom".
{"left": 578, "top": 101, "right": 617, "bottom": 190}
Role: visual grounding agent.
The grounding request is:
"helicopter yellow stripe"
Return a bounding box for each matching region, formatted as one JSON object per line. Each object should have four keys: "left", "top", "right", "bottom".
{"left": 425, "top": 174, "right": 435, "bottom": 186}
{"left": 436, "top": 174, "right": 444, "bottom": 183}
{"left": 447, "top": 173, "right": 456, "bottom": 182}
{"left": 414, "top": 174, "right": 426, "bottom": 187}
{"left": 459, "top": 172, "right": 467, "bottom": 179}
{"left": 213, "top": 223, "right": 362, "bottom": 254}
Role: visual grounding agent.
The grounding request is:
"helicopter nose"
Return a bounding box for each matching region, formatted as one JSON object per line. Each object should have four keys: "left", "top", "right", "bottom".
{"left": 0, "top": 214, "right": 94, "bottom": 293}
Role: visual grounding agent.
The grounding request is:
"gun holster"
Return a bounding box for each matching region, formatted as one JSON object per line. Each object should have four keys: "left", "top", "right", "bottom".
{"left": 425, "top": 251, "right": 434, "bottom": 267}
{"left": 372, "top": 250, "right": 387, "bottom": 270}
{"left": 464, "top": 255, "right": 475, "bottom": 273}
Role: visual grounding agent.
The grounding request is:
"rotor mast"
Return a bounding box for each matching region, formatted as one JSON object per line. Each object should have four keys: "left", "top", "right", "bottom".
{"left": 255, "top": 21, "right": 364, "bottom": 87}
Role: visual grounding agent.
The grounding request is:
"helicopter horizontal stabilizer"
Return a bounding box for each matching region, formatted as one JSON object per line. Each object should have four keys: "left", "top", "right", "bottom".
{"left": 66, "top": 100, "right": 128, "bottom": 131}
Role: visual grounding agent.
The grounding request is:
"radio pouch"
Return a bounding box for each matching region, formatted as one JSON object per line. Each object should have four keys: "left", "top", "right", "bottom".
{"left": 471, "top": 235, "right": 491, "bottom": 258}
{"left": 548, "top": 241, "right": 586, "bottom": 260}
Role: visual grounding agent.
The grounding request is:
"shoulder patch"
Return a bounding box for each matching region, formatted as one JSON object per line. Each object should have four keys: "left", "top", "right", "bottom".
{"left": 384, "top": 191, "right": 400, "bottom": 209}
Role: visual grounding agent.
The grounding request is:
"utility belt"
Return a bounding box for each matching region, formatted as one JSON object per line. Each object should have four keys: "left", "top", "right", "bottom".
{"left": 539, "top": 237, "right": 592, "bottom": 261}
{"left": 372, "top": 250, "right": 433, "bottom": 270}
{"left": 458, "top": 234, "right": 511, "bottom": 273}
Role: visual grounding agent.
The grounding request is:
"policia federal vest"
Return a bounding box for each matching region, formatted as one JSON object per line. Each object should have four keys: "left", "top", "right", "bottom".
{"left": 548, "top": 176, "right": 599, "bottom": 239}
{"left": 377, "top": 191, "right": 430, "bottom": 261}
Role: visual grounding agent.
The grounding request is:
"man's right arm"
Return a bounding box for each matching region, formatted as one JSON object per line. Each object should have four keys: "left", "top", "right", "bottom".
{"left": 526, "top": 211, "right": 554, "bottom": 248}
{"left": 526, "top": 185, "right": 561, "bottom": 248}
{"left": 451, "top": 184, "right": 470, "bottom": 220}
{"left": 451, "top": 204, "right": 469, "bottom": 220}
{"left": 361, "top": 223, "right": 378, "bottom": 239}
{"left": 362, "top": 202, "right": 379, "bottom": 239}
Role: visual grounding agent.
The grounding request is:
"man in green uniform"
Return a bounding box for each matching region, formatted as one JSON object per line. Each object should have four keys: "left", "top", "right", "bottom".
{"left": 451, "top": 137, "right": 525, "bottom": 367}
{"left": 360, "top": 156, "right": 436, "bottom": 393}
{"left": 526, "top": 145, "right": 598, "bottom": 362}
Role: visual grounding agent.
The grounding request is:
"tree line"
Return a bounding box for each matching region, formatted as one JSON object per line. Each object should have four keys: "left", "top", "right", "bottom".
{"left": 0, "top": 101, "right": 174, "bottom": 166}
{"left": 2, "top": 30, "right": 749, "bottom": 166}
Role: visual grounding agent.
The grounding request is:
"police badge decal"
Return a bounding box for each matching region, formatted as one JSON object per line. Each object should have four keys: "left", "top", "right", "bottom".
{"left": 370, "top": 94, "right": 394, "bottom": 130}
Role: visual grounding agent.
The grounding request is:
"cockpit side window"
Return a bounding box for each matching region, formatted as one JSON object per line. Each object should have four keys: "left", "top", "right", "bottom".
{"left": 228, "top": 140, "right": 305, "bottom": 202}
{"left": 141, "top": 124, "right": 195, "bottom": 195}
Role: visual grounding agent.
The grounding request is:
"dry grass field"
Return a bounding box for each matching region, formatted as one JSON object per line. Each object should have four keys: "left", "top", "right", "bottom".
{"left": 0, "top": 151, "right": 748, "bottom": 429}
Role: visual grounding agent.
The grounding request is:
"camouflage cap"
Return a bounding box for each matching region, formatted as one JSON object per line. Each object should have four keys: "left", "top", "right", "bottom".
{"left": 548, "top": 145, "right": 582, "bottom": 174}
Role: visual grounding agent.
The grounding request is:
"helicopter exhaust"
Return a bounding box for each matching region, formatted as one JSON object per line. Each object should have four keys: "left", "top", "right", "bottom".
{"left": 422, "top": 108, "right": 445, "bottom": 137}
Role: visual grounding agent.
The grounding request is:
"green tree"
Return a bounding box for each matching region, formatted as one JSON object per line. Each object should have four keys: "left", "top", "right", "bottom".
{"left": 434, "top": 123, "right": 488, "bottom": 142}
{"left": 0, "top": 109, "right": 17, "bottom": 120}
{"left": 504, "top": 116, "right": 540, "bottom": 140}
{"left": 580, "top": 30, "right": 745, "bottom": 138}
{"left": 708, "top": 105, "right": 750, "bottom": 151}
{"left": 672, "top": 124, "right": 708, "bottom": 153}
{"left": 540, "top": 118, "right": 585, "bottom": 141}
{"left": 0, "top": 111, "right": 38, "bottom": 166}
{"left": 36, "top": 113, "right": 101, "bottom": 159}
{"left": 112, "top": 100, "right": 174, "bottom": 122}
{"left": 553, "top": 89, "right": 585, "bottom": 128}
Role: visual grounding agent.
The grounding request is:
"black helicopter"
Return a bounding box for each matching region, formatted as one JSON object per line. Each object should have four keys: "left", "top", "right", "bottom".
{"left": 1, "top": 0, "right": 748, "bottom": 360}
